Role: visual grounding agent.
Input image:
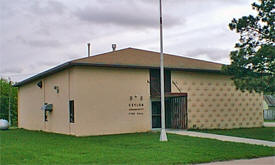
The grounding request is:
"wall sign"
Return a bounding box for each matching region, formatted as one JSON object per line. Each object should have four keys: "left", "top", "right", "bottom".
{"left": 128, "top": 95, "right": 144, "bottom": 116}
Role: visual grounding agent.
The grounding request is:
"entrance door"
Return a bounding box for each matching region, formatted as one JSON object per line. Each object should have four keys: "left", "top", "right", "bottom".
{"left": 152, "top": 101, "right": 161, "bottom": 128}
{"left": 168, "top": 97, "right": 187, "bottom": 129}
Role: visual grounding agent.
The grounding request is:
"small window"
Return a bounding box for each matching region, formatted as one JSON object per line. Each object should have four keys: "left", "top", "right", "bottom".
{"left": 69, "top": 100, "right": 74, "bottom": 123}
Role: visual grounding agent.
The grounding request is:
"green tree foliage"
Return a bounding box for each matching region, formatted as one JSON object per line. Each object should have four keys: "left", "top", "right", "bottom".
{"left": 0, "top": 78, "right": 18, "bottom": 126}
{"left": 223, "top": 0, "right": 275, "bottom": 94}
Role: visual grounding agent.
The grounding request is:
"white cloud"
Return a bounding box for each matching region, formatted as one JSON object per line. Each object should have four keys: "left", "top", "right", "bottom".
{"left": 0, "top": 0, "right": 255, "bottom": 82}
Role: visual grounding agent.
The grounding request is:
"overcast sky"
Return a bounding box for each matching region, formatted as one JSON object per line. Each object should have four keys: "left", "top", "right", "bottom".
{"left": 0, "top": 0, "right": 256, "bottom": 82}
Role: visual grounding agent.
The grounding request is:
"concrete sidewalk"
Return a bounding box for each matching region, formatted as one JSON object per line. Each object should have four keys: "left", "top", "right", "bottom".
{"left": 166, "top": 129, "right": 275, "bottom": 147}
{"left": 197, "top": 156, "right": 275, "bottom": 165}
{"left": 264, "top": 122, "right": 275, "bottom": 127}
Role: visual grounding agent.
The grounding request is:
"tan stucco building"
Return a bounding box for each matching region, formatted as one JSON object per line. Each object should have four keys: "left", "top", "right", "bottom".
{"left": 15, "top": 48, "right": 263, "bottom": 136}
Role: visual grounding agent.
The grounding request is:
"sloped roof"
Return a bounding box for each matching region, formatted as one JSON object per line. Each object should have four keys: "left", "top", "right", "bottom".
{"left": 264, "top": 95, "right": 275, "bottom": 107}
{"left": 14, "top": 48, "right": 224, "bottom": 87}
{"left": 72, "top": 48, "right": 223, "bottom": 71}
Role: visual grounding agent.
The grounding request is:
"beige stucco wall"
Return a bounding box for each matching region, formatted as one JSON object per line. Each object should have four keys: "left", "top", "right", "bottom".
{"left": 18, "top": 66, "right": 263, "bottom": 135}
{"left": 72, "top": 66, "right": 151, "bottom": 136}
{"left": 18, "top": 66, "right": 151, "bottom": 136}
{"left": 43, "top": 70, "right": 71, "bottom": 134}
{"left": 18, "top": 82, "right": 44, "bottom": 130}
{"left": 171, "top": 71, "right": 263, "bottom": 129}
{"left": 18, "top": 69, "right": 75, "bottom": 135}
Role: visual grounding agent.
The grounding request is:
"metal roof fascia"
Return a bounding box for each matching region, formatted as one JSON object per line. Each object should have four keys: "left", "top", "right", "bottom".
{"left": 13, "top": 62, "right": 72, "bottom": 87}
{"left": 73, "top": 62, "right": 223, "bottom": 73}
{"left": 14, "top": 62, "right": 223, "bottom": 87}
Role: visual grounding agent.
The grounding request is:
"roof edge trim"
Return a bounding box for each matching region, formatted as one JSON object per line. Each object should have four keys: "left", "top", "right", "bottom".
{"left": 13, "top": 62, "right": 72, "bottom": 87}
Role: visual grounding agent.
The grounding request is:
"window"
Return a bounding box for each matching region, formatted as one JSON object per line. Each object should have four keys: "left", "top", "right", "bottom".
{"left": 69, "top": 100, "right": 74, "bottom": 123}
{"left": 149, "top": 69, "right": 171, "bottom": 96}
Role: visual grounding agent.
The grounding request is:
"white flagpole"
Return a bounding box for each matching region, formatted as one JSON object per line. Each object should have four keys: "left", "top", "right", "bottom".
{"left": 159, "top": 0, "right": 168, "bottom": 141}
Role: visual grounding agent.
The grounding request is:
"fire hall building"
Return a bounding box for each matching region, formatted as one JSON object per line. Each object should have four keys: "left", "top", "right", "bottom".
{"left": 15, "top": 48, "right": 263, "bottom": 136}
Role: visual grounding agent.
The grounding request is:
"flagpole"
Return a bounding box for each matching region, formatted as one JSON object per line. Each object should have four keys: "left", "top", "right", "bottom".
{"left": 159, "top": 0, "right": 167, "bottom": 141}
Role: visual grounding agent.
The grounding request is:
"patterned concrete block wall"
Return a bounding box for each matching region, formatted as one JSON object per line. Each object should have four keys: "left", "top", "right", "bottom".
{"left": 171, "top": 71, "right": 263, "bottom": 129}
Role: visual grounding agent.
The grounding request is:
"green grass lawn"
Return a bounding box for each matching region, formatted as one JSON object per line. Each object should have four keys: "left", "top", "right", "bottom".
{"left": 194, "top": 127, "right": 275, "bottom": 142}
{"left": 264, "top": 119, "right": 275, "bottom": 122}
{"left": 0, "top": 129, "right": 274, "bottom": 165}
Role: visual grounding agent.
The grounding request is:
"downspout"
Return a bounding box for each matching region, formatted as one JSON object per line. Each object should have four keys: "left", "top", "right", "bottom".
{"left": 68, "top": 69, "right": 71, "bottom": 134}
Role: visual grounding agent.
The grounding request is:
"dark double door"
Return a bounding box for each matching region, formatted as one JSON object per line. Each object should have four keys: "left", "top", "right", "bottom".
{"left": 152, "top": 96, "right": 187, "bottom": 129}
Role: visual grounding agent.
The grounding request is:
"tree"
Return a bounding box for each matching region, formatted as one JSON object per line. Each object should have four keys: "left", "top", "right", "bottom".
{"left": 0, "top": 78, "right": 18, "bottom": 126}
{"left": 222, "top": 0, "right": 275, "bottom": 94}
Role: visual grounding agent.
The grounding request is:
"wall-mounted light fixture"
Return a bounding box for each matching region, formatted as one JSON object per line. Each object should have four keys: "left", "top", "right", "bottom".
{"left": 37, "top": 81, "right": 42, "bottom": 88}
{"left": 54, "top": 86, "right": 59, "bottom": 93}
